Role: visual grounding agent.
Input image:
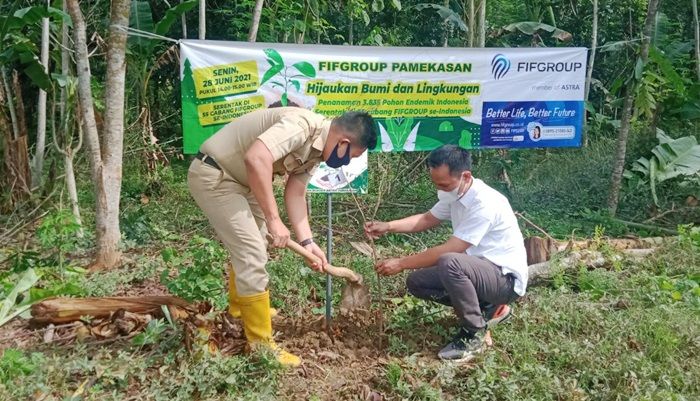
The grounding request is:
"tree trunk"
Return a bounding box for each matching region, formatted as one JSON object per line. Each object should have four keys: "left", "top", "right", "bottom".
{"left": 181, "top": 0, "right": 187, "bottom": 38}
{"left": 0, "top": 69, "right": 31, "bottom": 202}
{"left": 32, "top": 9, "right": 50, "bottom": 190}
{"left": 53, "top": 114, "right": 83, "bottom": 238}
{"left": 529, "top": 248, "right": 656, "bottom": 286}
{"left": 66, "top": 0, "right": 130, "bottom": 269}
{"left": 583, "top": 0, "right": 598, "bottom": 147}
{"left": 478, "top": 0, "right": 486, "bottom": 47}
{"left": 297, "top": 8, "right": 309, "bottom": 44}
{"left": 0, "top": 77, "right": 22, "bottom": 206}
{"left": 4, "top": 136, "right": 32, "bottom": 203}
{"left": 584, "top": 0, "right": 598, "bottom": 102}
{"left": 607, "top": 88, "right": 634, "bottom": 215}
{"left": 547, "top": 5, "right": 557, "bottom": 26}
{"left": 468, "top": 0, "right": 475, "bottom": 46}
{"left": 0, "top": 105, "right": 11, "bottom": 210}
{"left": 66, "top": 0, "right": 104, "bottom": 240}
{"left": 607, "top": 0, "right": 660, "bottom": 215}
{"left": 0, "top": 93, "right": 31, "bottom": 207}
{"left": 53, "top": 112, "right": 85, "bottom": 238}
{"left": 61, "top": 1, "right": 70, "bottom": 121}
{"left": 349, "top": 15, "right": 354, "bottom": 45}
{"left": 638, "top": 1, "right": 658, "bottom": 62}
{"left": 97, "top": 0, "right": 130, "bottom": 269}
{"left": 248, "top": 0, "right": 264, "bottom": 42}
{"left": 524, "top": 236, "right": 557, "bottom": 265}
{"left": 693, "top": 0, "right": 700, "bottom": 80}
{"left": 316, "top": 4, "right": 322, "bottom": 45}
{"left": 0, "top": 68, "right": 19, "bottom": 140}
{"left": 199, "top": 0, "right": 206, "bottom": 39}
{"left": 54, "top": 93, "right": 84, "bottom": 237}
{"left": 11, "top": 71, "right": 28, "bottom": 140}
{"left": 31, "top": 296, "right": 194, "bottom": 325}
{"left": 59, "top": 0, "right": 82, "bottom": 236}
{"left": 64, "top": 152, "right": 84, "bottom": 237}
{"left": 443, "top": 0, "right": 451, "bottom": 47}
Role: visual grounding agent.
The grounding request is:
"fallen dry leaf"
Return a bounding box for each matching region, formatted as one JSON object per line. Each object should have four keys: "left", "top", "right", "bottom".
{"left": 317, "top": 350, "right": 341, "bottom": 360}
{"left": 350, "top": 241, "right": 374, "bottom": 258}
{"left": 76, "top": 325, "right": 91, "bottom": 341}
{"left": 484, "top": 330, "right": 494, "bottom": 347}
{"left": 43, "top": 324, "right": 55, "bottom": 344}
{"left": 113, "top": 310, "right": 151, "bottom": 335}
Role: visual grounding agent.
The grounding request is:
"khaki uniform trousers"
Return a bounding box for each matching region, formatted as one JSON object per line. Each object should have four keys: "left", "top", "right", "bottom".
{"left": 187, "top": 158, "right": 269, "bottom": 296}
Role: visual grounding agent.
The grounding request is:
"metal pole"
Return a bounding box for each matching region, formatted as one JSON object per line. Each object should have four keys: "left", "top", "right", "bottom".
{"left": 325, "top": 193, "right": 333, "bottom": 324}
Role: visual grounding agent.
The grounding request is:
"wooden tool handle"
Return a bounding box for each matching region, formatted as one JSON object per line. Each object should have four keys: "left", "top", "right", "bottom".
{"left": 285, "top": 239, "right": 320, "bottom": 263}
{"left": 282, "top": 238, "right": 363, "bottom": 285}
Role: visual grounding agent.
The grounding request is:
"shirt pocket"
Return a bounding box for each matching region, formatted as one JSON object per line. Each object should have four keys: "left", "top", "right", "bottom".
{"left": 282, "top": 152, "right": 304, "bottom": 172}
{"left": 294, "top": 160, "right": 320, "bottom": 175}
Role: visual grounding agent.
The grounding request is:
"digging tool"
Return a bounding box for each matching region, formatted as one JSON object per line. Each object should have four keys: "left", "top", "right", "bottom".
{"left": 282, "top": 238, "right": 371, "bottom": 312}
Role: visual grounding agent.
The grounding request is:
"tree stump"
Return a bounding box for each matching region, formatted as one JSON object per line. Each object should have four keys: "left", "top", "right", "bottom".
{"left": 524, "top": 236, "right": 558, "bottom": 265}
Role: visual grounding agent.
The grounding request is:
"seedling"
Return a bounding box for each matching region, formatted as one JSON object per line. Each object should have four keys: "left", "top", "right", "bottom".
{"left": 260, "top": 48, "right": 316, "bottom": 106}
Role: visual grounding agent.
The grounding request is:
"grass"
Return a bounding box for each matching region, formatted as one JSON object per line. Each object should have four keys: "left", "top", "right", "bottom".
{"left": 377, "top": 239, "right": 700, "bottom": 401}
{"left": 0, "top": 337, "right": 283, "bottom": 400}
{"left": 2, "top": 231, "right": 697, "bottom": 400}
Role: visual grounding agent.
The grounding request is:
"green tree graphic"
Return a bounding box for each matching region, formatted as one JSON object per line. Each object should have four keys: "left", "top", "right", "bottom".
{"left": 261, "top": 48, "right": 316, "bottom": 105}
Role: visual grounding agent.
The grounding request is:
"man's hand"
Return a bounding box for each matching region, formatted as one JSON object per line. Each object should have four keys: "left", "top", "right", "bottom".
{"left": 364, "top": 221, "right": 391, "bottom": 239}
{"left": 375, "top": 258, "right": 404, "bottom": 276}
{"left": 268, "top": 218, "right": 291, "bottom": 248}
{"left": 304, "top": 242, "right": 327, "bottom": 272}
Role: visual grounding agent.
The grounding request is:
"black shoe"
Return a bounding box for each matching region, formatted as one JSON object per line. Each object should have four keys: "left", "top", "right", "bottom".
{"left": 437, "top": 328, "right": 484, "bottom": 361}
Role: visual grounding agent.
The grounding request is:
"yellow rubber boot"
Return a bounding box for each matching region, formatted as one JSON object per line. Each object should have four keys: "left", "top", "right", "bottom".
{"left": 228, "top": 272, "right": 242, "bottom": 318}
{"left": 238, "top": 291, "right": 301, "bottom": 368}
{"left": 228, "top": 269, "right": 277, "bottom": 319}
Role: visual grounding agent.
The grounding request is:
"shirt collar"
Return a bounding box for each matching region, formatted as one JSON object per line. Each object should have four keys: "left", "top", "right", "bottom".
{"left": 458, "top": 178, "right": 482, "bottom": 206}
{"left": 312, "top": 119, "right": 332, "bottom": 153}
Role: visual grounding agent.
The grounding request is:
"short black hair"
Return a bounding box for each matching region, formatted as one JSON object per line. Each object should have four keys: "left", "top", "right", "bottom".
{"left": 332, "top": 111, "right": 377, "bottom": 150}
{"left": 426, "top": 145, "right": 472, "bottom": 176}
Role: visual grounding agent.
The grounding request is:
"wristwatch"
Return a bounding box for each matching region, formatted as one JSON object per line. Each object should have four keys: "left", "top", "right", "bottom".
{"left": 300, "top": 238, "right": 314, "bottom": 247}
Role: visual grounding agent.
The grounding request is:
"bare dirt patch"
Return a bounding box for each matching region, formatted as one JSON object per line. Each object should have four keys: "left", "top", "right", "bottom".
{"left": 274, "top": 311, "right": 389, "bottom": 400}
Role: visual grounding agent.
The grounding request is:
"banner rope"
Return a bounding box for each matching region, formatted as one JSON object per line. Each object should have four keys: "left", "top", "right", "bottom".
{"left": 113, "top": 25, "right": 180, "bottom": 44}
{"left": 113, "top": 24, "right": 645, "bottom": 52}
{"left": 590, "top": 37, "right": 647, "bottom": 51}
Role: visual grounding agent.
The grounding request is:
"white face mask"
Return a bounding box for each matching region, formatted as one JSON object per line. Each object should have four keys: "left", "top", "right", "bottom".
{"left": 437, "top": 176, "right": 464, "bottom": 203}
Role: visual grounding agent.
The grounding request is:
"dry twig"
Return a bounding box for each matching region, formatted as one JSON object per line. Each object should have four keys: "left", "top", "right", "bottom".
{"left": 0, "top": 322, "right": 82, "bottom": 343}
{"left": 515, "top": 211, "right": 555, "bottom": 241}
{"left": 348, "top": 190, "right": 384, "bottom": 349}
{"left": 643, "top": 206, "right": 698, "bottom": 224}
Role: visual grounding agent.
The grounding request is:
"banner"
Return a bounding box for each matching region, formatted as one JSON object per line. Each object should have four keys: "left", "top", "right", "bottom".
{"left": 180, "top": 40, "right": 586, "bottom": 191}
{"left": 306, "top": 152, "right": 367, "bottom": 193}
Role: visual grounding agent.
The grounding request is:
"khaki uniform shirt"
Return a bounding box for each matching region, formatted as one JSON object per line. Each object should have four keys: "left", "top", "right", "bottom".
{"left": 199, "top": 107, "right": 331, "bottom": 186}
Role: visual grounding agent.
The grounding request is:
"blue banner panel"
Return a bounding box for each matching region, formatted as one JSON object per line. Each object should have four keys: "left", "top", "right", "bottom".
{"left": 480, "top": 100, "right": 583, "bottom": 148}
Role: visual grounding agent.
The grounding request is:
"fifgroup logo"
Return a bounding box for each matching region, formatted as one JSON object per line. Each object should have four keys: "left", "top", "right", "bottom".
{"left": 491, "top": 54, "right": 511, "bottom": 80}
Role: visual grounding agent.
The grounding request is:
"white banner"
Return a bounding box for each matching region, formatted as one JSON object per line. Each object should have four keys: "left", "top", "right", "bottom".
{"left": 181, "top": 40, "right": 587, "bottom": 192}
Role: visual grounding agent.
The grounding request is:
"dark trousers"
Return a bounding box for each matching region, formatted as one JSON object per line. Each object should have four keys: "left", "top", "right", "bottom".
{"left": 406, "top": 253, "right": 519, "bottom": 331}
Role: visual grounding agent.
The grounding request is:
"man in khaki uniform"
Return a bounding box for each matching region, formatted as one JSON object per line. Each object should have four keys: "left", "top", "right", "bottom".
{"left": 188, "top": 107, "right": 377, "bottom": 367}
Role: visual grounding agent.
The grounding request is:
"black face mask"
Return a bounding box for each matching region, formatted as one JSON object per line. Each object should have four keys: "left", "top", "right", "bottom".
{"left": 325, "top": 141, "right": 351, "bottom": 168}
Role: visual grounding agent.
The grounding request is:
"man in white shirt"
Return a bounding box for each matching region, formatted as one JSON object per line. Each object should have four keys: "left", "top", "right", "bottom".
{"left": 365, "top": 145, "right": 528, "bottom": 361}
